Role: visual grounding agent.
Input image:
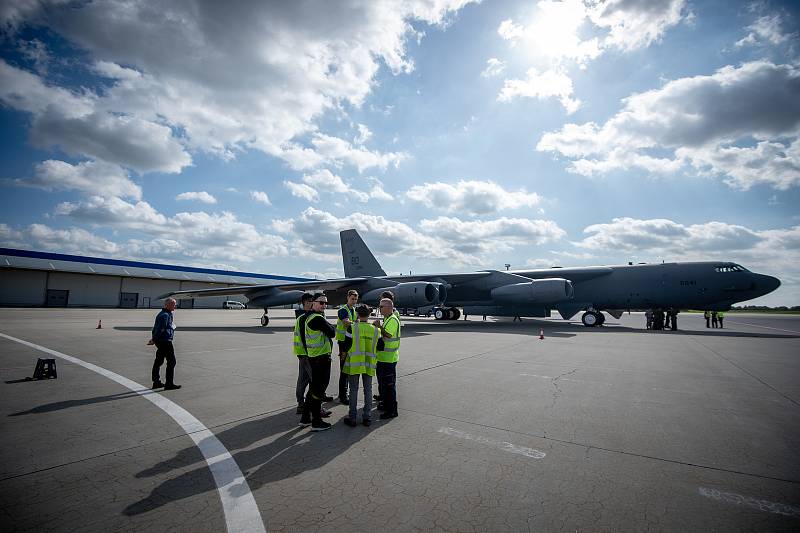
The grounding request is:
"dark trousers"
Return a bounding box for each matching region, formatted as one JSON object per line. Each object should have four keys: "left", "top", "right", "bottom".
{"left": 303, "top": 355, "right": 331, "bottom": 422}
{"left": 296, "top": 357, "right": 312, "bottom": 404}
{"left": 338, "top": 355, "right": 348, "bottom": 400}
{"left": 152, "top": 341, "right": 176, "bottom": 385}
{"left": 376, "top": 361, "right": 397, "bottom": 415}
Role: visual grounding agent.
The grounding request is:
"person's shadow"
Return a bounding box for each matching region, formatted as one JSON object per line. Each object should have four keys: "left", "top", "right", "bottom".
{"left": 123, "top": 406, "right": 368, "bottom": 516}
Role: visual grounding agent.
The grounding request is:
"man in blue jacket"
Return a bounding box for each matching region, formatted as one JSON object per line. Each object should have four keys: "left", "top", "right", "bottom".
{"left": 148, "top": 297, "right": 181, "bottom": 390}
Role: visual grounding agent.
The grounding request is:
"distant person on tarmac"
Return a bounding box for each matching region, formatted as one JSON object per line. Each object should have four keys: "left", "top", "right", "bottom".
{"left": 711, "top": 311, "right": 719, "bottom": 328}
{"left": 645, "top": 309, "right": 653, "bottom": 330}
{"left": 148, "top": 298, "right": 181, "bottom": 390}
{"left": 704, "top": 310, "right": 711, "bottom": 328}
{"left": 669, "top": 308, "right": 678, "bottom": 331}
{"left": 717, "top": 310, "right": 725, "bottom": 328}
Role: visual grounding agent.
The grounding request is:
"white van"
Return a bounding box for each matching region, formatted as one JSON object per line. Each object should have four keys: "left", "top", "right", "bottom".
{"left": 223, "top": 301, "right": 246, "bottom": 309}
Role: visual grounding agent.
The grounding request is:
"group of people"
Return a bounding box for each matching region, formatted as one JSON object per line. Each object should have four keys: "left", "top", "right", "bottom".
{"left": 703, "top": 310, "right": 725, "bottom": 328}
{"left": 293, "top": 289, "right": 401, "bottom": 431}
{"left": 644, "top": 308, "right": 679, "bottom": 331}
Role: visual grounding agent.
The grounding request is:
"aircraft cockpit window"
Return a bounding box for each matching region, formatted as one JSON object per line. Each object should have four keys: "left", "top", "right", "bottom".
{"left": 715, "top": 265, "right": 748, "bottom": 273}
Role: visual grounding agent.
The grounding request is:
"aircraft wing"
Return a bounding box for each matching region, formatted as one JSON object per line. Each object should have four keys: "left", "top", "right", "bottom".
{"left": 158, "top": 277, "right": 368, "bottom": 299}
{"left": 382, "top": 272, "right": 494, "bottom": 285}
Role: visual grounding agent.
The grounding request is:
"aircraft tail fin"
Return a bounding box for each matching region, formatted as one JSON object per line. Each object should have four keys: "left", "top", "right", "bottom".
{"left": 340, "top": 229, "right": 386, "bottom": 278}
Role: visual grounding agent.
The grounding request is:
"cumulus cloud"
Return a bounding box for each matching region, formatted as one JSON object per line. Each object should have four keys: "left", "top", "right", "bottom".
{"left": 283, "top": 181, "right": 320, "bottom": 202}
{"left": 249, "top": 190, "right": 272, "bottom": 206}
{"left": 1, "top": 1, "right": 469, "bottom": 174}
{"left": 0, "top": 222, "right": 121, "bottom": 256}
{"left": 537, "top": 61, "right": 800, "bottom": 189}
{"left": 52, "top": 196, "right": 289, "bottom": 263}
{"left": 406, "top": 180, "right": 542, "bottom": 215}
{"left": 735, "top": 13, "right": 797, "bottom": 48}
{"left": 176, "top": 191, "right": 217, "bottom": 204}
{"left": 481, "top": 58, "right": 506, "bottom": 78}
{"left": 497, "top": 67, "right": 581, "bottom": 113}
{"left": 10, "top": 159, "right": 141, "bottom": 199}
{"left": 272, "top": 206, "right": 564, "bottom": 266}
{"left": 494, "top": 1, "right": 688, "bottom": 111}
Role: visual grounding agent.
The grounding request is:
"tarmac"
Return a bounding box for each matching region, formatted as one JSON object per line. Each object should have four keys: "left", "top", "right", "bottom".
{"left": 0, "top": 308, "right": 798, "bottom": 532}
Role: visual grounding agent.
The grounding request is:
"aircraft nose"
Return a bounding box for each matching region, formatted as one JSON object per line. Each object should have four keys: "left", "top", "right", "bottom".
{"left": 752, "top": 274, "right": 781, "bottom": 296}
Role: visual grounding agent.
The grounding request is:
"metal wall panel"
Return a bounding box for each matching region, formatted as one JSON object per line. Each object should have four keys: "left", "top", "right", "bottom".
{"left": 120, "top": 278, "right": 182, "bottom": 308}
{"left": 47, "top": 272, "right": 121, "bottom": 307}
{"left": 0, "top": 269, "right": 47, "bottom": 306}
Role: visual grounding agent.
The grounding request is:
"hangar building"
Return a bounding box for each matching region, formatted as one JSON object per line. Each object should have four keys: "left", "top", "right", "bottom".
{"left": 0, "top": 248, "right": 309, "bottom": 309}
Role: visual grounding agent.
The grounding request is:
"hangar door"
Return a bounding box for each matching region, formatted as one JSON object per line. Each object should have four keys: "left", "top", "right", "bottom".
{"left": 120, "top": 292, "right": 139, "bottom": 308}
{"left": 46, "top": 289, "right": 69, "bottom": 307}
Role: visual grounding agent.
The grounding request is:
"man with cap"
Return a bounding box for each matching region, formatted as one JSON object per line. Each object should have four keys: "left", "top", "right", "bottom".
{"left": 300, "top": 292, "right": 337, "bottom": 431}
{"left": 340, "top": 304, "right": 384, "bottom": 427}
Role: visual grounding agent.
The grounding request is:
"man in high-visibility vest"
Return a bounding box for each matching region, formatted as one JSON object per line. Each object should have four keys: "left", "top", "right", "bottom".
{"left": 341, "top": 304, "right": 384, "bottom": 427}
{"left": 300, "top": 293, "right": 337, "bottom": 431}
{"left": 293, "top": 293, "right": 332, "bottom": 418}
{"left": 335, "top": 290, "right": 359, "bottom": 405}
{"left": 375, "top": 297, "right": 401, "bottom": 420}
{"left": 717, "top": 310, "right": 725, "bottom": 328}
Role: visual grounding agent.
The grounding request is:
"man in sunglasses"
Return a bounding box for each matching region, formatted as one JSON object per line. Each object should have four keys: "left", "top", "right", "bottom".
{"left": 300, "top": 292, "right": 337, "bottom": 431}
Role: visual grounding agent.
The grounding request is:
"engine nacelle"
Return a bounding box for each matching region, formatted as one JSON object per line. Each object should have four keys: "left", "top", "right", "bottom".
{"left": 363, "top": 282, "right": 445, "bottom": 308}
{"left": 247, "top": 288, "right": 304, "bottom": 308}
{"left": 491, "top": 278, "right": 574, "bottom": 304}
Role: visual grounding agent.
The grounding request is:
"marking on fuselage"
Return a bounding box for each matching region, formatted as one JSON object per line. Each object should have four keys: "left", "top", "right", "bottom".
{"left": 725, "top": 321, "right": 800, "bottom": 334}
{"left": 438, "top": 427, "right": 546, "bottom": 459}
{"left": 698, "top": 487, "right": 800, "bottom": 517}
{"left": 0, "top": 332, "right": 266, "bottom": 533}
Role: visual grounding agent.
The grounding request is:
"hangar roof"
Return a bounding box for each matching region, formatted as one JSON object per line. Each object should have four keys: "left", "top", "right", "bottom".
{"left": 0, "top": 248, "right": 310, "bottom": 285}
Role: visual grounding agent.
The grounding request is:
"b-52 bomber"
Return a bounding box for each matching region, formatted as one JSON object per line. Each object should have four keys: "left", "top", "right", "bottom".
{"left": 160, "top": 229, "right": 781, "bottom": 327}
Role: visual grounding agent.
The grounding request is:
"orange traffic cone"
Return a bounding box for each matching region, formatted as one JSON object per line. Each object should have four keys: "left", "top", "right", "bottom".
{"left": 539, "top": 329, "right": 544, "bottom": 340}
{"left": 96, "top": 320, "right": 102, "bottom": 329}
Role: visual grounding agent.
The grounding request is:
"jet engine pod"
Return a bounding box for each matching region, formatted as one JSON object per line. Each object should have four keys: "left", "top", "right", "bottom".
{"left": 247, "top": 288, "right": 305, "bottom": 308}
{"left": 491, "top": 278, "right": 573, "bottom": 304}
{"left": 364, "top": 282, "right": 444, "bottom": 308}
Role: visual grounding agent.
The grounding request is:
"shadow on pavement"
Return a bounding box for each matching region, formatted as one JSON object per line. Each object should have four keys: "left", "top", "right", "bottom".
{"left": 124, "top": 406, "right": 369, "bottom": 516}
{"left": 8, "top": 390, "right": 156, "bottom": 416}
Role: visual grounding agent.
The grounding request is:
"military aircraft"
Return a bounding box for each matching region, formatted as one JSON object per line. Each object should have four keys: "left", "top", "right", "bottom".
{"left": 160, "top": 229, "right": 781, "bottom": 327}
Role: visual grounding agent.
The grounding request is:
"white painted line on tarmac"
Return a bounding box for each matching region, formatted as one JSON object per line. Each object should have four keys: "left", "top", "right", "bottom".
{"left": 725, "top": 321, "right": 800, "bottom": 334}
{"left": 438, "top": 427, "right": 546, "bottom": 459}
{"left": 698, "top": 486, "right": 800, "bottom": 517}
{"left": 0, "top": 332, "right": 266, "bottom": 533}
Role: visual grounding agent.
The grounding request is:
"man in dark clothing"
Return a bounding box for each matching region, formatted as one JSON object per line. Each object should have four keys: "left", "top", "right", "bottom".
{"left": 669, "top": 308, "right": 678, "bottom": 331}
{"left": 294, "top": 293, "right": 333, "bottom": 417}
{"left": 300, "top": 293, "right": 337, "bottom": 431}
{"left": 148, "top": 298, "right": 181, "bottom": 390}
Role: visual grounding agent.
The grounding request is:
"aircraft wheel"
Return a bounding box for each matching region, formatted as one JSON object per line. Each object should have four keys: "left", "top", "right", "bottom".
{"left": 451, "top": 308, "right": 461, "bottom": 320}
{"left": 434, "top": 308, "right": 446, "bottom": 320}
{"left": 261, "top": 314, "right": 269, "bottom": 327}
{"left": 596, "top": 312, "right": 605, "bottom": 326}
{"left": 581, "top": 311, "right": 599, "bottom": 327}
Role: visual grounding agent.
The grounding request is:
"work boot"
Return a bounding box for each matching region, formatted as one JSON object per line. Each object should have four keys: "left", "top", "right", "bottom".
{"left": 152, "top": 381, "right": 165, "bottom": 389}
{"left": 379, "top": 412, "right": 398, "bottom": 420}
{"left": 311, "top": 421, "right": 332, "bottom": 431}
{"left": 163, "top": 384, "right": 182, "bottom": 390}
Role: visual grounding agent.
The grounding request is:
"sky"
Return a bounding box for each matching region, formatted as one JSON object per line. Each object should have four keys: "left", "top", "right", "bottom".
{"left": 0, "top": 0, "right": 798, "bottom": 306}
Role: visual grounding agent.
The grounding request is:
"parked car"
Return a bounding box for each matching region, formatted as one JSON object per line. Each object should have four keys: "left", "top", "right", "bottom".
{"left": 223, "top": 301, "right": 246, "bottom": 309}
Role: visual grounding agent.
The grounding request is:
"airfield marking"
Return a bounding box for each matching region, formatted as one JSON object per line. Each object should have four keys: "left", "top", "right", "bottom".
{"left": 725, "top": 321, "right": 800, "bottom": 334}
{"left": 438, "top": 427, "right": 546, "bottom": 459}
{"left": 698, "top": 487, "right": 800, "bottom": 517}
{"left": 0, "top": 332, "right": 266, "bottom": 533}
{"left": 183, "top": 343, "right": 286, "bottom": 355}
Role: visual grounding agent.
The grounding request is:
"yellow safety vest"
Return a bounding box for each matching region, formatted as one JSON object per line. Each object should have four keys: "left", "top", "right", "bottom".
{"left": 377, "top": 313, "right": 401, "bottom": 363}
{"left": 293, "top": 314, "right": 306, "bottom": 356}
{"left": 335, "top": 305, "right": 356, "bottom": 342}
{"left": 343, "top": 321, "right": 379, "bottom": 376}
{"left": 304, "top": 312, "right": 332, "bottom": 357}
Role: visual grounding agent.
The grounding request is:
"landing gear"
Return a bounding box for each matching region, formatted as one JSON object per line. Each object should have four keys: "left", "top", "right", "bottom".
{"left": 581, "top": 310, "right": 604, "bottom": 327}
{"left": 433, "top": 307, "right": 460, "bottom": 320}
{"left": 260, "top": 311, "right": 269, "bottom": 327}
